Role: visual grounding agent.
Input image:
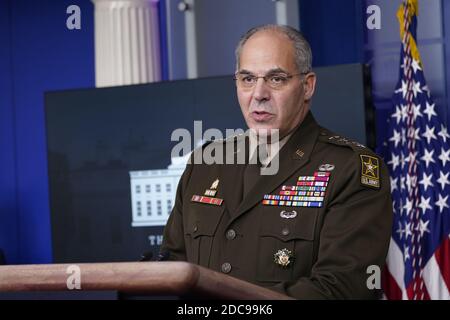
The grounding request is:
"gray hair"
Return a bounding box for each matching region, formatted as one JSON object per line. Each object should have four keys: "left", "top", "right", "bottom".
{"left": 235, "top": 24, "right": 312, "bottom": 73}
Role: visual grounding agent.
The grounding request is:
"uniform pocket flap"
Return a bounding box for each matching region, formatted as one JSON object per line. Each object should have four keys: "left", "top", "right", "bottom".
{"left": 185, "top": 205, "right": 225, "bottom": 238}
{"left": 259, "top": 209, "right": 317, "bottom": 241}
{"left": 260, "top": 227, "right": 314, "bottom": 241}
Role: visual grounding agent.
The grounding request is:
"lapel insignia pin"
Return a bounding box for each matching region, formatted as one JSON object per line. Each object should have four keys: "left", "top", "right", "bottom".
{"left": 295, "top": 149, "right": 304, "bottom": 158}
{"left": 318, "top": 163, "right": 335, "bottom": 171}
{"left": 280, "top": 210, "right": 297, "bottom": 219}
{"left": 274, "top": 248, "right": 294, "bottom": 268}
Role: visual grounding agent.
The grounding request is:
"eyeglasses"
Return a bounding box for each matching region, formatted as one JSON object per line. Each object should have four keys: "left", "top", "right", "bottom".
{"left": 234, "top": 71, "right": 309, "bottom": 90}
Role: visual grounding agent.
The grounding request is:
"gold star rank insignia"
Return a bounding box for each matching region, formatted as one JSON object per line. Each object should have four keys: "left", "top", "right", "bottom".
{"left": 360, "top": 155, "right": 380, "bottom": 188}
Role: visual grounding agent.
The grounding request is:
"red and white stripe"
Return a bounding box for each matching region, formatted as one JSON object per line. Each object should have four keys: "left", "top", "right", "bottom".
{"left": 384, "top": 235, "right": 450, "bottom": 300}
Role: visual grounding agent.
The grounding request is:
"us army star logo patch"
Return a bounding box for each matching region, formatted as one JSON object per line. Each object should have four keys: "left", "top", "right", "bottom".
{"left": 360, "top": 155, "right": 380, "bottom": 188}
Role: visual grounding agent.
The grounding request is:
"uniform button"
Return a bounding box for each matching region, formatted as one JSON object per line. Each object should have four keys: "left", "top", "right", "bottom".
{"left": 221, "top": 262, "right": 232, "bottom": 274}
{"left": 281, "top": 228, "right": 290, "bottom": 236}
{"left": 226, "top": 229, "right": 236, "bottom": 240}
{"left": 193, "top": 225, "right": 198, "bottom": 233}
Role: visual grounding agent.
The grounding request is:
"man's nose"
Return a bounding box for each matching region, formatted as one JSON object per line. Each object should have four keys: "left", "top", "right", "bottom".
{"left": 252, "top": 78, "right": 271, "bottom": 101}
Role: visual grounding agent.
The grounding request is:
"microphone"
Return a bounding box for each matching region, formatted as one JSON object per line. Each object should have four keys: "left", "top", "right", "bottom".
{"left": 139, "top": 251, "right": 153, "bottom": 262}
{"left": 156, "top": 251, "right": 170, "bottom": 261}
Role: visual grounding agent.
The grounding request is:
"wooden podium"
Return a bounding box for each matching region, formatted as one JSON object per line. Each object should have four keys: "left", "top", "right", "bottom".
{"left": 0, "top": 261, "right": 292, "bottom": 300}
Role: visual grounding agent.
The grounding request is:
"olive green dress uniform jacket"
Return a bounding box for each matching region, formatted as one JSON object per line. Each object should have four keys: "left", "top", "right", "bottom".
{"left": 160, "top": 112, "right": 393, "bottom": 299}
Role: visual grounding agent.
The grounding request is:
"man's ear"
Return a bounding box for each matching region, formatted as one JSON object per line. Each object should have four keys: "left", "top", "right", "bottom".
{"left": 303, "top": 72, "right": 316, "bottom": 101}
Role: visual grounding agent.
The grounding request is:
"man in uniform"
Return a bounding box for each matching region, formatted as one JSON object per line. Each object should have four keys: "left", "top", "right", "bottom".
{"left": 160, "top": 24, "right": 393, "bottom": 299}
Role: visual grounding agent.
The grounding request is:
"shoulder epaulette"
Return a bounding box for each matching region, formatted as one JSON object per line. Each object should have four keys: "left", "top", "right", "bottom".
{"left": 318, "top": 129, "right": 367, "bottom": 152}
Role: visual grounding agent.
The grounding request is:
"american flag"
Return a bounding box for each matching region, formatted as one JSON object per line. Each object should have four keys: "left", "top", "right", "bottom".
{"left": 381, "top": 0, "right": 450, "bottom": 300}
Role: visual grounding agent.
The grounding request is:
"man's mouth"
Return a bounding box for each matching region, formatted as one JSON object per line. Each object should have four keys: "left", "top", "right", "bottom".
{"left": 250, "top": 111, "right": 274, "bottom": 122}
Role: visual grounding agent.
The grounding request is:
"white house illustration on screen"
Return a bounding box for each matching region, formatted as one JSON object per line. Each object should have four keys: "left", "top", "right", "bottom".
{"left": 129, "top": 153, "right": 190, "bottom": 227}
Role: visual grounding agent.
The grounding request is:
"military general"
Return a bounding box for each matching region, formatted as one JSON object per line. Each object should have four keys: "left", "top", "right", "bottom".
{"left": 160, "top": 24, "right": 393, "bottom": 299}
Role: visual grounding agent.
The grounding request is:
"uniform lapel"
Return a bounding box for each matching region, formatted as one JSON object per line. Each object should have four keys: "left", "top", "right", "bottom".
{"left": 229, "top": 112, "right": 320, "bottom": 223}
{"left": 218, "top": 133, "right": 248, "bottom": 215}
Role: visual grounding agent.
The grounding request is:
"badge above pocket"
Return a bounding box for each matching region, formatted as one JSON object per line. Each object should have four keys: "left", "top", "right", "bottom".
{"left": 191, "top": 178, "right": 224, "bottom": 206}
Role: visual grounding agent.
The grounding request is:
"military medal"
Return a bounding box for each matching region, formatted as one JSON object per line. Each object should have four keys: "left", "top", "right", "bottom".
{"left": 274, "top": 248, "right": 294, "bottom": 267}
{"left": 281, "top": 186, "right": 327, "bottom": 191}
{"left": 191, "top": 178, "right": 224, "bottom": 206}
{"left": 264, "top": 195, "right": 324, "bottom": 201}
{"left": 191, "top": 195, "right": 223, "bottom": 206}
{"left": 263, "top": 171, "right": 330, "bottom": 207}
{"left": 279, "top": 190, "right": 325, "bottom": 196}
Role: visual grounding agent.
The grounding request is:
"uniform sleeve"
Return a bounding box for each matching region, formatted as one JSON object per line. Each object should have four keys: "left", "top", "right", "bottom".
{"left": 269, "top": 152, "right": 393, "bottom": 299}
{"left": 159, "top": 160, "right": 194, "bottom": 261}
